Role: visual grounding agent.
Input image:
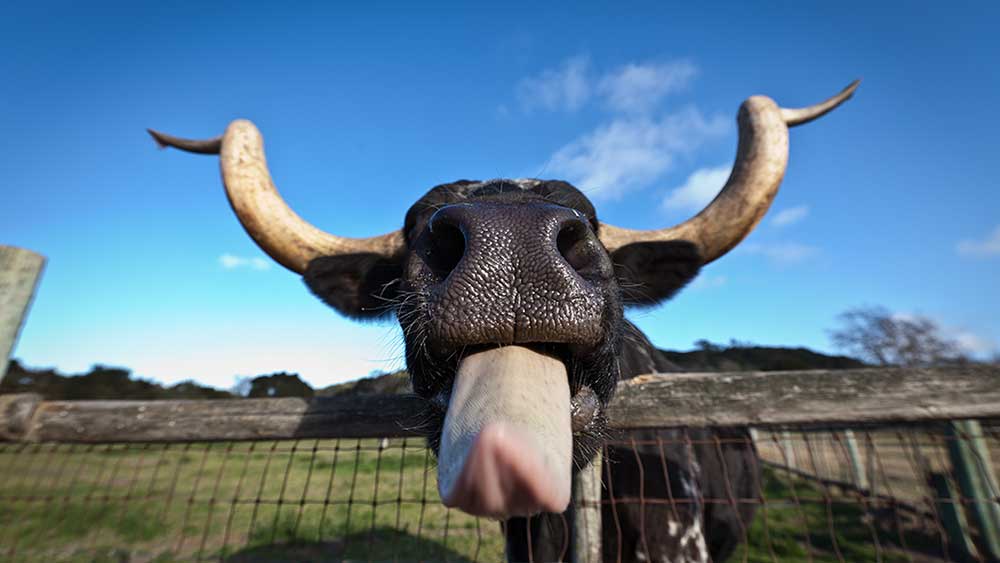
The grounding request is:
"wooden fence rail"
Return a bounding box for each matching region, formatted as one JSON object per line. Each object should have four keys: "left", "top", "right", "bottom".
{"left": 1, "top": 365, "right": 997, "bottom": 443}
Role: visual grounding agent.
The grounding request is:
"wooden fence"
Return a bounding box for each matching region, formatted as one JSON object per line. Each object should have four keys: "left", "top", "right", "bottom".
{"left": 3, "top": 247, "right": 1000, "bottom": 561}
{"left": 1, "top": 366, "right": 998, "bottom": 444}
{"left": 2, "top": 366, "right": 1000, "bottom": 562}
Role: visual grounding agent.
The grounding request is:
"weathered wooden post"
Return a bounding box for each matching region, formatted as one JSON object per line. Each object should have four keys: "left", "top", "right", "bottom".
{"left": 0, "top": 246, "right": 45, "bottom": 383}
{"left": 780, "top": 430, "right": 798, "bottom": 470}
{"left": 946, "top": 419, "right": 1000, "bottom": 560}
{"left": 843, "top": 429, "right": 870, "bottom": 491}
{"left": 929, "top": 471, "right": 981, "bottom": 561}
{"left": 572, "top": 449, "right": 603, "bottom": 563}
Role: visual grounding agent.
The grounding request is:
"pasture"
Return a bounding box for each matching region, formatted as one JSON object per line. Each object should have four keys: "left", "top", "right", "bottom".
{"left": 3, "top": 428, "right": 992, "bottom": 562}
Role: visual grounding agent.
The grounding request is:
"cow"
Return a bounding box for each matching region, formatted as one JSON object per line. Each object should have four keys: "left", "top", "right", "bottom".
{"left": 150, "top": 80, "right": 858, "bottom": 562}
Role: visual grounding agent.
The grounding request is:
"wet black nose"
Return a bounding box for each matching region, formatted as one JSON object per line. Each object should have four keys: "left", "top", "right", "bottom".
{"left": 422, "top": 202, "right": 612, "bottom": 349}
{"left": 427, "top": 202, "right": 605, "bottom": 280}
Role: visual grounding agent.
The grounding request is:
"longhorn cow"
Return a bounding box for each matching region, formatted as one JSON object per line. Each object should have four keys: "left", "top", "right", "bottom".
{"left": 150, "top": 80, "right": 858, "bottom": 562}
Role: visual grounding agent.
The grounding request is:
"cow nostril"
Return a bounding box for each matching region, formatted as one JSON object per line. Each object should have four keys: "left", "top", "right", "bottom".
{"left": 427, "top": 221, "right": 465, "bottom": 277}
{"left": 556, "top": 220, "right": 595, "bottom": 274}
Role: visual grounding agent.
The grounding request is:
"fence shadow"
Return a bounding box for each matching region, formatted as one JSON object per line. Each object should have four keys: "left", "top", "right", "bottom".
{"left": 223, "top": 527, "right": 481, "bottom": 562}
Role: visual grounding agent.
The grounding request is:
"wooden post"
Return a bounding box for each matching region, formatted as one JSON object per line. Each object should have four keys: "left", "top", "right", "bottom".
{"left": 843, "top": 430, "right": 870, "bottom": 491}
{"left": 929, "top": 471, "right": 981, "bottom": 561}
{"left": 947, "top": 420, "right": 1000, "bottom": 560}
{"left": 780, "top": 430, "right": 798, "bottom": 470}
{"left": 572, "top": 449, "right": 603, "bottom": 563}
{"left": 0, "top": 246, "right": 45, "bottom": 383}
{"left": 963, "top": 420, "right": 1000, "bottom": 528}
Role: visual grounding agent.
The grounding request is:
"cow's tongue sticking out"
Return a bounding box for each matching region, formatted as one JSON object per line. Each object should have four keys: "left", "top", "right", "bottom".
{"left": 437, "top": 345, "right": 573, "bottom": 518}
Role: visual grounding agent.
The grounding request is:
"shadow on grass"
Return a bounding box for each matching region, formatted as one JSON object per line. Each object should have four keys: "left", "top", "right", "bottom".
{"left": 223, "top": 527, "right": 482, "bottom": 562}
{"left": 744, "top": 467, "right": 956, "bottom": 563}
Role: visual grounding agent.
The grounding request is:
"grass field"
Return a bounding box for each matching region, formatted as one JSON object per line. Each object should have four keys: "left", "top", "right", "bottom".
{"left": 0, "top": 429, "right": 988, "bottom": 562}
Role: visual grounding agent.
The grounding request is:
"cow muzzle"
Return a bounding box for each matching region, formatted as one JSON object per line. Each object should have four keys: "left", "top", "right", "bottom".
{"left": 436, "top": 345, "right": 573, "bottom": 518}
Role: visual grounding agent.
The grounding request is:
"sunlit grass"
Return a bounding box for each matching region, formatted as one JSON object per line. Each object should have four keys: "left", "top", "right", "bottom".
{"left": 0, "top": 440, "right": 950, "bottom": 562}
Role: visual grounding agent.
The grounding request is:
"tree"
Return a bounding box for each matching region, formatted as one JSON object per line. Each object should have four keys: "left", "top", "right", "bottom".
{"left": 247, "top": 372, "right": 314, "bottom": 398}
{"left": 828, "top": 306, "right": 966, "bottom": 367}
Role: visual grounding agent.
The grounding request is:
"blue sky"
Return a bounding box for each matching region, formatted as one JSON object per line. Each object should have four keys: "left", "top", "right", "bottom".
{"left": 3, "top": 1, "right": 998, "bottom": 389}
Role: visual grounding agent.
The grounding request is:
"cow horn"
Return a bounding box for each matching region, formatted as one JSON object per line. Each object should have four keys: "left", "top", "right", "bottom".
{"left": 148, "top": 120, "right": 405, "bottom": 273}
{"left": 598, "top": 80, "right": 859, "bottom": 263}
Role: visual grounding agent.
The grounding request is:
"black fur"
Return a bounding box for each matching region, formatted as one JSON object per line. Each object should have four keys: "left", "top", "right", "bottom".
{"left": 503, "top": 325, "right": 759, "bottom": 563}
{"left": 611, "top": 241, "right": 703, "bottom": 306}
{"left": 303, "top": 179, "right": 760, "bottom": 562}
{"left": 303, "top": 253, "right": 402, "bottom": 319}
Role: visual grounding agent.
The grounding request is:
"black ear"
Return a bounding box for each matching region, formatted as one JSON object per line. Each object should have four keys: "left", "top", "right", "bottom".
{"left": 611, "top": 240, "right": 702, "bottom": 306}
{"left": 303, "top": 254, "right": 403, "bottom": 319}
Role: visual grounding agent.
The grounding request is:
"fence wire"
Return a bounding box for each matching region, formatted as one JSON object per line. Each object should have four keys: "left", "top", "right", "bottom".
{"left": 1, "top": 421, "right": 999, "bottom": 562}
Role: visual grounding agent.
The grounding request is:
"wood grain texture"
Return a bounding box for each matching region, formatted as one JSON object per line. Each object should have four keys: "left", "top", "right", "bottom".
{"left": 14, "top": 394, "right": 430, "bottom": 442}
{"left": 572, "top": 450, "right": 603, "bottom": 563}
{"left": 608, "top": 365, "right": 1000, "bottom": 429}
{"left": 1, "top": 366, "right": 998, "bottom": 443}
{"left": 0, "top": 246, "right": 45, "bottom": 382}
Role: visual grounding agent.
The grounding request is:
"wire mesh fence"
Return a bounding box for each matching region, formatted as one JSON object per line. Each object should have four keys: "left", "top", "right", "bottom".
{"left": 2, "top": 421, "right": 999, "bottom": 562}
{"left": 0, "top": 438, "right": 503, "bottom": 562}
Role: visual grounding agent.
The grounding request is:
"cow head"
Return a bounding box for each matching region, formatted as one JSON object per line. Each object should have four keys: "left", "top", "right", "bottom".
{"left": 150, "top": 80, "right": 857, "bottom": 519}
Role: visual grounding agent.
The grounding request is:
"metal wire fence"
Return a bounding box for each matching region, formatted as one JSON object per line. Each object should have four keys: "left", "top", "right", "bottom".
{"left": 2, "top": 421, "right": 999, "bottom": 562}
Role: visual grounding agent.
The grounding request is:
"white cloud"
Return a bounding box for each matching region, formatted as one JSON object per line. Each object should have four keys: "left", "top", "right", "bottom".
{"left": 219, "top": 253, "right": 271, "bottom": 271}
{"left": 598, "top": 60, "right": 697, "bottom": 114}
{"left": 515, "top": 56, "right": 697, "bottom": 115}
{"left": 689, "top": 274, "right": 727, "bottom": 290}
{"left": 957, "top": 225, "right": 1000, "bottom": 257}
{"left": 893, "top": 311, "right": 998, "bottom": 358}
{"left": 890, "top": 311, "right": 919, "bottom": 324}
{"left": 661, "top": 165, "right": 730, "bottom": 212}
{"left": 772, "top": 205, "right": 810, "bottom": 228}
{"left": 739, "top": 242, "right": 818, "bottom": 264}
{"left": 516, "top": 55, "right": 591, "bottom": 113}
{"left": 953, "top": 330, "right": 996, "bottom": 356}
{"left": 547, "top": 108, "right": 728, "bottom": 200}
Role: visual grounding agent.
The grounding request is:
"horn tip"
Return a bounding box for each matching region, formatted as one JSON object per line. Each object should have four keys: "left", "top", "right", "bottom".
{"left": 782, "top": 78, "right": 861, "bottom": 127}
{"left": 842, "top": 78, "right": 862, "bottom": 98}
{"left": 147, "top": 128, "right": 170, "bottom": 149}
{"left": 144, "top": 129, "right": 223, "bottom": 154}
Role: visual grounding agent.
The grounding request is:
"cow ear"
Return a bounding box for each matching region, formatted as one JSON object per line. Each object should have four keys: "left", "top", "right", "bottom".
{"left": 303, "top": 254, "right": 403, "bottom": 319}
{"left": 610, "top": 240, "right": 702, "bottom": 306}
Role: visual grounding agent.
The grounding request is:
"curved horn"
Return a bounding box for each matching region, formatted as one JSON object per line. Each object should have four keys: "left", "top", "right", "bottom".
{"left": 599, "top": 80, "right": 859, "bottom": 263}
{"left": 148, "top": 120, "right": 405, "bottom": 274}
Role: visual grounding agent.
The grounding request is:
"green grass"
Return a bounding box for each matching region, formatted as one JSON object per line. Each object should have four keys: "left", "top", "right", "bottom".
{"left": 740, "top": 467, "right": 947, "bottom": 562}
{"left": 0, "top": 441, "right": 947, "bottom": 562}
{"left": 0, "top": 440, "right": 503, "bottom": 562}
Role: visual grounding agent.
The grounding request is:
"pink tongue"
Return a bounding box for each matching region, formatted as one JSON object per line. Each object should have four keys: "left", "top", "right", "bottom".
{"left": 443, "top": 422, "right": 567, "bottom": 518}
{"left": 437, "top": 346, "right": 572, "bottom": 518}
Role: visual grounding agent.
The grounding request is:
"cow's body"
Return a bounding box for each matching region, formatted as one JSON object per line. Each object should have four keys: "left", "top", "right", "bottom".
{"left": 505, "top": 322, "right": 759, "bottom": 563}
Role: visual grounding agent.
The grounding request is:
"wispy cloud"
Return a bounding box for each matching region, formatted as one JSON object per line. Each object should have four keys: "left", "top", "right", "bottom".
{"left": 689, "top": 274, "right": 728, "bottom": 290}
{"left": 219, "top": 253, "right": 271, "bottom": 271}
{"left": 598, "top": 60, "right": 697, "bottom": 114}
{"left": 739, "top": 242, "right": 818, "bottom": 264}
{"left": 952, "top": 330, "right": 996, "bottom": 356}
{"left": 957, "top": 225, "right": 1000, "bottom": 257}
{"left": 894, "top": 311, "right": 997, "bottom": 357}
{"left": 547, "top": 109, "right": 728, "bottom": 200}
{"left": 516, "top": 55, "right": 591, "bottom": 113}
{"left": 772, "top": 205, "right": 810, "bottom": 228}
{"left": 661, "top": 165, "right": 730, "bottom": 212}
{"left": 515, "top": 56, "right": 696, "bottom": 115}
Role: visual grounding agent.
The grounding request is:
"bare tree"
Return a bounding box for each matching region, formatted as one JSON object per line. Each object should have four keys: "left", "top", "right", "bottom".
{"left": 829, "top": 306, "right": 966, "bottom": 367}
